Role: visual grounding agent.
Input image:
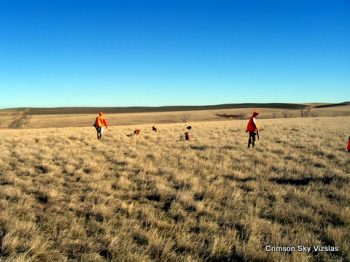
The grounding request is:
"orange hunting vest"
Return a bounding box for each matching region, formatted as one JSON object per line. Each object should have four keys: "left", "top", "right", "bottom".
{"left": 95, "top": 116, "right": 107, "bottom": 127}
{"left": 246, "top": 116, "right": 257, "bottom": 132}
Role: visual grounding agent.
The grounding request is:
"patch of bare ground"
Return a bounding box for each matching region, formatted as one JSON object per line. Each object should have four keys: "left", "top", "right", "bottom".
{"left": 0, "top": 117, "right": 349, "bottom": 261}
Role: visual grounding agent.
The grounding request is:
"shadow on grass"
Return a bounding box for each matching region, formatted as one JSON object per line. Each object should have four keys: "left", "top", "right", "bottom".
{"left": 162, "top": 195, "right": 176, "bottom": 212}
{"left": 35, "top": 165, "right": 49, "bottom": 174}
{"left": 223, "top": 175, "right": 256, "bottom": 183}
{"left": 222, "top": 145, "right": 235, "bottom": 150}
{"left": 0, "top": 227, "right": 6, "bottom": 252}
{"left": 146, "top": 192, "right": 161, "bottom": 202}
{"left": 99, "top": 249, "right": 113, "bottom": 260}
{"left": 268, "top": 176, "right": 343, "bottom": 186}
{"left": 190, "top": 145, "right": 208, "bottom": 151}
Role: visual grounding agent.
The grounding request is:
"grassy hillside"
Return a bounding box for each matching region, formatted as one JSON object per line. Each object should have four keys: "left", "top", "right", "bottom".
{"left": 314, "top": 102, "right": 350, "bottom": 108}
{"left": 0, "top": 117, "right": 349, "bottom": 261}
{"left": 2, "top": 103, "right": 308, "bottom": 115}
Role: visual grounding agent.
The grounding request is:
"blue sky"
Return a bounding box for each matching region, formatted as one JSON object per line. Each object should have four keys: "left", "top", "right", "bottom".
{"left": 0, "top": 0, "right": 349, "bottom": 108}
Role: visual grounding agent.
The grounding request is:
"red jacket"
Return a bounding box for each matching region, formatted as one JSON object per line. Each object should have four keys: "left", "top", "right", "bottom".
{"left": 347, "top": 139, "right": 350, "bottom": 151}
{"left": 246, "top": 116, "right": 257, "bottom": 132}
{"left": 95, "top": 116, "right": 108, "bottom": 127}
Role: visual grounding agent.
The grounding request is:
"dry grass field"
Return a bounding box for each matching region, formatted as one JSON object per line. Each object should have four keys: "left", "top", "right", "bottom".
{"left": 0, "top": 104, "right": 349, "bottom": 129}
{"left": 0, "top": 117, "right": 349, "bottom": 261}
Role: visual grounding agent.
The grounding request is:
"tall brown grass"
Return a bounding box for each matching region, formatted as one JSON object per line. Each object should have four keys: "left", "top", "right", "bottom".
{"left": 0, "top": 117, "right": 349, "bottom": 261}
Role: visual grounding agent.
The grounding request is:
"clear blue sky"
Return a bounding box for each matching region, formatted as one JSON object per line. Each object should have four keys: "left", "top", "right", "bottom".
{"left": 0, "top": 0, "right": 349, "bottom": 108}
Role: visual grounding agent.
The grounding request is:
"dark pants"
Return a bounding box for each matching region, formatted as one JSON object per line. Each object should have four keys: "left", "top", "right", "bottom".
{"left": 248, "top": 132, "right": 256, "bottom": 148}
{"left": 95, "top": 126, "right": 102, "bottom": 139}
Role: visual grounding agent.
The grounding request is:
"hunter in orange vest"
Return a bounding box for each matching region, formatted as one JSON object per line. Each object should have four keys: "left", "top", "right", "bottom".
{"left": 246, "top": 112, "right": 259, "bottom": 148}
{"left": 94, "top": 112, "right": 108, "bottom": 140}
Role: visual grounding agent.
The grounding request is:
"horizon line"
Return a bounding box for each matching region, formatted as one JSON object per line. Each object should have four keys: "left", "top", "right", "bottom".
{"left": 2, "top": 101, "right": 350, "bottom": 110}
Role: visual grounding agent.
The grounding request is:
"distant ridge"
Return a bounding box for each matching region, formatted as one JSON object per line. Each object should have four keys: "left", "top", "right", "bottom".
{"left": 314, "top": 101, "right": 350, "bottom": 108}
{"left": 3, "top": 103, "right": 308, "bottom": 115}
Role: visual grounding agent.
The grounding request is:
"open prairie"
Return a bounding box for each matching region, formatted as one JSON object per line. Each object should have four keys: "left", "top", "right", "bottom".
{"left": 0, "top": 117, "right": 349, "bottom": 261}
{"left": 0, "top": 104, "right": 349, "bottom": 129}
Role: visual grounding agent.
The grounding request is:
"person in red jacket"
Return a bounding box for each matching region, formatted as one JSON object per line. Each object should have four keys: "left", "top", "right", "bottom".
{"left": 347, "top": 136, "right": 350, "bottom": 152}
{"left": 246, "top": 112, "right": 259, "bottom": 148}
{"left": 94, "top": 112, "right": 108, "bottom": 140}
